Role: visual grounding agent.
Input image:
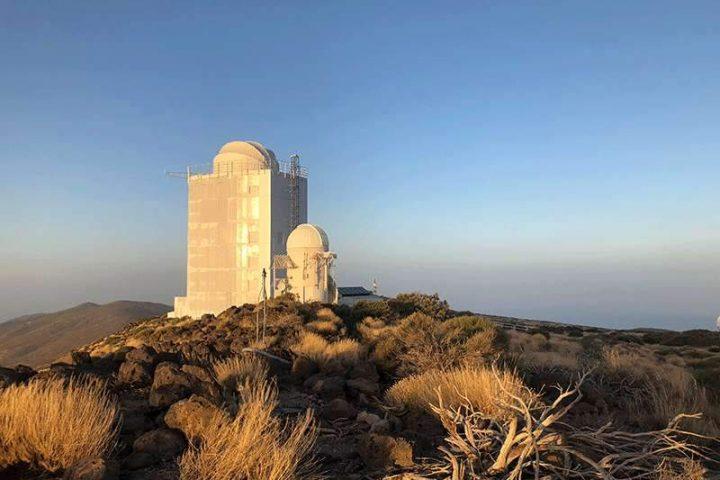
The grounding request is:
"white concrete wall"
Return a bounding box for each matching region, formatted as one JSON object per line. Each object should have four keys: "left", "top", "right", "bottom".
{"left": 171, "top": 144, "right": 307, "bottom": 318}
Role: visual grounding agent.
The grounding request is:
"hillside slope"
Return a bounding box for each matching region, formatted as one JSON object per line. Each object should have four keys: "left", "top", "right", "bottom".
{"left": 0, "top": 301, "right": 171, "bottom": 368}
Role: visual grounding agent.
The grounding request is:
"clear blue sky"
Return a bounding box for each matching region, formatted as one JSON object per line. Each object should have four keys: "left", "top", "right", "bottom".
{"left": 1, "top": 1, "right": 718, "bottom": 329}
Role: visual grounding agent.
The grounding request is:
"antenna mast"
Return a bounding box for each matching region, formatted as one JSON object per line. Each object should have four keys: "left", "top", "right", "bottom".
{"left": 289, "top": 154, "right": 301, "bottom": 232}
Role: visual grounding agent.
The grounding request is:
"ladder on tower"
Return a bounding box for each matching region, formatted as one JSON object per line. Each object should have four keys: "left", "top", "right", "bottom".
{"left": 288, "top": 154, "right": 301, "bottom": 231}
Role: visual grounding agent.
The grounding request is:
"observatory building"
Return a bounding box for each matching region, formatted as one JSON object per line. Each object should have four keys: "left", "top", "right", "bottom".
{"left": 170, "top": 140, "right": 309, "bottom": 318}
{"left": 272, "top": 223, "right": 337, "bottom": 303}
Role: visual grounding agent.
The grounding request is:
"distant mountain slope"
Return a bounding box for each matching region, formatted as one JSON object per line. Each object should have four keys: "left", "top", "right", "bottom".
{"left": 0, "top": 301, "right": 171, "bottom": 368}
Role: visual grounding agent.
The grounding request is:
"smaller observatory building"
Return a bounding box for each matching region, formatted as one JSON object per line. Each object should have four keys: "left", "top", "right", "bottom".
{"left": 273, "top": 223, "right": 337, "bottom": 303}
{"left": 170, "top": 140, "right": 337, "bottom": 319}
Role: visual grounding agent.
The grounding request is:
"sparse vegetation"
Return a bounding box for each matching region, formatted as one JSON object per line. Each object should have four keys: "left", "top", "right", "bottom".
{"left": 178, "top": 379, "right": 317, "bottom": 480}
{"left": 1, "top": 293, "right": 718, "bottom": 479}
{"left": 0, "top": 377, "right": 118, "bottom": 472}
{"left": 212, "top": 354, "right": 269, "bottom": 391}
{"left": 386, "top": 365, "right": 530, "bottom": 420}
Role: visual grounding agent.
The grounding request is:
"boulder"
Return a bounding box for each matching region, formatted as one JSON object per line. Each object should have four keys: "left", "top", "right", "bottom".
{"left": 71, "top": 351, "right": 92, "bottom": 366}
{"left": 291, "top": 356, "right": 318, "bottom": 383}
{"left": 63, "top": 457, "right": 117, "bottom": 480}
{"left": 181, "top": 365, "right": 214, "bottom": 384}
{"left": 117, "top": 361, "right": 152, "bottom": 386}
{"left": 347, "top": 377, "right": 379, "bottom": 396}
{"left": 349, "top": 361, "right": 380, "bottom": 383}
{"left": 122, "top": 451, "right": 155, "bottom": 470}
{"left": 164, "top": 395, "right": 224, "bottom": 442}
{"left": 358, "top": 434, "right": 413, "bottom": 469}
{"left": 369, "top": 419, "right": 392, "bottom": 435}
{"left": 322, "top": 398, "right": 358, "bottom": 420}
{"left": 149, "top": 362, "right": 192, "bottom": 408}
{"left": 125, "top": 346, "right": 158, "bottom": 366}
{"left": 0, "top": 366, "right": 20, "bottom": 388}
{"left": 120, "top": 412, "right": 154, "bottom": 435}
{"left": 309, "top": 375, "right": 346, "bottom": 399}
{"left": 132, "top": 428, "right": 186, "bottom": 461}
{"left": 356, "top": 411, "right": 382, "bottom": 427}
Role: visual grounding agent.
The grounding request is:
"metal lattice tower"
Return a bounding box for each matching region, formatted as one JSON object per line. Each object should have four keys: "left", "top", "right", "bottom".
{"left": 288, "top": 154, "right": 301, "bottom": 232}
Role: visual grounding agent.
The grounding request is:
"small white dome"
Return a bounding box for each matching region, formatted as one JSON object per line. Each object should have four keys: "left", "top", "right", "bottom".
{"left": 287, "top": 224, "right": 329, "bottom": 251}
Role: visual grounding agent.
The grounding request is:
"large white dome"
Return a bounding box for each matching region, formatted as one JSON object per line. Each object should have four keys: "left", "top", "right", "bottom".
{"left": 213, "top": 140, "right": 277, "bottom": 171}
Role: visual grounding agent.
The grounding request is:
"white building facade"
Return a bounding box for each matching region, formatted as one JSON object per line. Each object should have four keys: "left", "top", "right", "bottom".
{"left": 170, "top": 141, "right": 307, "bottom": 318}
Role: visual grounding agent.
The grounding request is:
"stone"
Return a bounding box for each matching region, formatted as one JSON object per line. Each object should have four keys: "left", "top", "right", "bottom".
{"left": 348, "top": 361, "right": 380, "bottom": 383}
{"left": 125, "top": 346, "right": 158, "bottom": 366}
{"left": 14, "top": 364, "right": 36, "bottom": 380}
{"left": 164, "top": 394, "right": 223, "bottom": 442}
{"left": 132, "top": 428, "right": 186, "bottom": 461}
{"left": 71, "top": 351, "right": 92, "bottom": 366}
{"left": 0, "top": 366, "right": 20, "bottom": 388}
{"left": 181, "top": 364, "right": 214, "bottom": 384}
{"left": 117, "top": 361, "right": 152, "bottom": 386}
{"left": 358, "top": 434, "right": 413, "bottom": 469}
{"left": 149, "top": 362, "right": 192, "bottom": 408}
{"left": 369, "top": 419, "right": 392, "bottom": 435}
{"left": 310, "top": 375, "right": 346, "bottom": 399}
{"left": 316, "top": 436, "right": 358, "bottom": 460}
{"left": 356, "top": 411, "right": 382, "bottom": 427}
{"left": 347, "top": 377, "right": 379, "bottom": 396}
{"left": 291, "top": 356, "right": 318, "bottom": 382}
{"left": 120, "top": 412, "right": 153, "bottom": 435}
{"left": 122, "top": 451, "right": 155, "bottom": 470}
{"left": 63, "top": 457, "right": 117, "bottom": 480}
{"left": 322, "top": 398, "right": 358, "bottom": 420}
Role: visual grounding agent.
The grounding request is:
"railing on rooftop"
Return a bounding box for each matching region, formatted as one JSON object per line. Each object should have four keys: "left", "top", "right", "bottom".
{"left": 167, "top": 160, "right": 308, "bottom": 180}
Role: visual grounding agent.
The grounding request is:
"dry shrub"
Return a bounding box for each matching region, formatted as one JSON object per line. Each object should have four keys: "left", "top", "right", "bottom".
{"left": 0, "top": 377, "right": 118, "bottom": 472}
{"left": 422, "top": 371, "right": 714, "bottom": 480}
{"left": 369, "top": 313, "right": 506, "bottom": 375}
{"left": 598, "top": 345, "right": 718, "bottom": 434}
{"left": 291, "top": 331, "right": 365, "bottom": 370}
{"left": 291, "top": 332, "right": 329, "bottom": 365}
{"left": 212, "top": 355, "right": 269, "bottom": 391}
{"left": 179, "top": 380, "right": 318, "bottom": 480}
{"left": 386, "top": 365, "right": 531, "bottom": 420}
{"left": 657, "top": 457, "right": 706, "bottom": 480}
{"left": 304, "top": 307, "right": 343, "bottom": 336}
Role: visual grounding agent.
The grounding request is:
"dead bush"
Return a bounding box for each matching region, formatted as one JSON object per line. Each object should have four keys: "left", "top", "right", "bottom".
{"left": 179, "top": 379, "right": 318, "bottom": 480}
{"left": 385, "top": 365, "right": 531, "bottom": 420}
{"left": 0, "top": 377, "right": 118, "bottom": 472}
{"left": 421, "top": 370, "right": 714, "bottom": 480}
{"left": 291, "top": 331, "right": 365, "bottom": 371}
{"left": 212, "top": 355, "right": 269, "bottom": 391}
{"left": 370, "top": 313, "right": 506, "bottom": 375}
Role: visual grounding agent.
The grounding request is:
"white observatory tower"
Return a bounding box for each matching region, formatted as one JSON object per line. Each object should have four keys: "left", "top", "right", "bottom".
{"left": 170, "top": 141, "right": 307, "bottom": 318}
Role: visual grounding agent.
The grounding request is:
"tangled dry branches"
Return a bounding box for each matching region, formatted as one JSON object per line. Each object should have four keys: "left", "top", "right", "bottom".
{"left": 426, "top": 368, "right": 715, "bottom": 479}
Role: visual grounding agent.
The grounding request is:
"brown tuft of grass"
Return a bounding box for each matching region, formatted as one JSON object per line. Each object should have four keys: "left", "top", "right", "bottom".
{"left": 386, "top": 365, "right": 532, "bottom": 420}
{"left": 212, "top": 355, "right": 269, "bottom": 391}
{"left": 291, "top": 332, "right": 365, "bottom": 370}
{"left": 179, "top": 379, "right": 318, "bottom": 480}
{"left": 0, "top": 377, "right": 118, "bottom": 472}
{"left": 599, "top": 346, "right": 718, "bottom": 434}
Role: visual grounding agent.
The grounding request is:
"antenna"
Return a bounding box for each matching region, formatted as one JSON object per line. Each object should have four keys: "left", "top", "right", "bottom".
{"left": 256, "top": 268, "right": 268, "bottom": 344}
{"left": 288, "top": 154, "right": 301, "bottom": 232}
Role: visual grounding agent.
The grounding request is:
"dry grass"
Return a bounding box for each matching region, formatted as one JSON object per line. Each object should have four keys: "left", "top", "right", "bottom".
{"left": 179, "top": 380, "right": 318, "bottom": 480}
{"left": 212, "top": 355, "right": 269, "bottom": 391}
{"left": 598, "top": 346, "right": 718, "bottom": 434}
{"left": 0, "top": 377, "right": 118, "bottom": 472}
{"left": 304, "top": 307, "right": 343, "bottom": 335}
{"left": 386, "top": 365, "right": 532, "bottom": 420}
{"left": 291, "top": 331, "right": 365, "bottom": 370}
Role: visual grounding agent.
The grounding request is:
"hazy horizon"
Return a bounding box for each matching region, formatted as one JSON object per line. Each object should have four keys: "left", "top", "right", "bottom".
{"left": 2, "top": 2, "right": 719, "bottom": 330}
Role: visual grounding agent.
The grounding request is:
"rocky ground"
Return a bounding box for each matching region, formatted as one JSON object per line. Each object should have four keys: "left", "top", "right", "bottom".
{"left": 1, "top": 294, "right": 717, "bottom": 480}
{"left": 0, "top": 298, "right": 441, "bottom": 480}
